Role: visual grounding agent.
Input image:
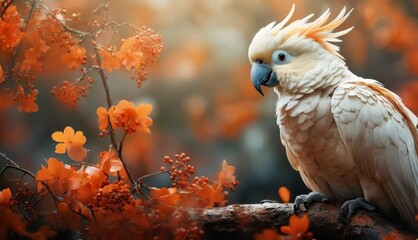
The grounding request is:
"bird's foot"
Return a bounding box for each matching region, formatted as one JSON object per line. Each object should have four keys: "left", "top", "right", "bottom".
{"left": 294, "top": 192, "right": 328, "bottom": 213}
{"left": 339, "top": 197, "right": 376, "bottom": 223}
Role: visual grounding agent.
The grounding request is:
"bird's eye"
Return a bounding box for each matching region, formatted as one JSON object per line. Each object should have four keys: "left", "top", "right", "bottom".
{"left": 272, "top": 50, "right": 293, "bottom": 65}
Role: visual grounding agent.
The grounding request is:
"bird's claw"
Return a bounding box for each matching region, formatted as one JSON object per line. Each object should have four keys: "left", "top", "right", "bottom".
{"left": 338, "top": 197, "right": 376, "bottom": 223}
{"left": 293, "top": 192, "right": 328, "bottom": 213}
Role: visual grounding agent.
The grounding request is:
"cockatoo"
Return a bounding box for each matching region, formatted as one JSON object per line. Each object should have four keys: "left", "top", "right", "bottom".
{"left": 248, "top": 5, "right": 418, "bottom": 231}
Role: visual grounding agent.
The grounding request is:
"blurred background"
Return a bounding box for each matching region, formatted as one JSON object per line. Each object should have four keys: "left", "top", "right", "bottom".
{"left": 1, "top": 0, "right": 418, "bottom": 204}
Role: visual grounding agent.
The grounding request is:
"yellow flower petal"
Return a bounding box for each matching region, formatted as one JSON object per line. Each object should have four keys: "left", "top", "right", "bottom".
{"left": 73, "top": 131, "right": 86, "bottom": 145}
{"left": 51, "top": 131, "right": 65, "bottom": 142}
{"left": 137, "top": 104, "right": 153, "bottom": 117}
{"left": 55, "top": 143, "right": 68, "bottom": 154}
{"left": 63, "top": 126, "right": 75, "bottom": 137}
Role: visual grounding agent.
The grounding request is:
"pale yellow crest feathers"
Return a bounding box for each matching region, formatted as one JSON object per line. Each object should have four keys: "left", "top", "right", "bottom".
{"left": 256, "top": 5, "right": 354, "bottom": 60}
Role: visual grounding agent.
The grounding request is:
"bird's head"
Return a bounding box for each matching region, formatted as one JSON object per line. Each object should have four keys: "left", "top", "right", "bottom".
{"left": 248, "top": 5, "right": 353, "bottom": 95}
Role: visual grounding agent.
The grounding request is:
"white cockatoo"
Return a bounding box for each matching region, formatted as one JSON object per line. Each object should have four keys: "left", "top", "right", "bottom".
{"left": 248, "top": 5, "right": 418, "bottom": 231}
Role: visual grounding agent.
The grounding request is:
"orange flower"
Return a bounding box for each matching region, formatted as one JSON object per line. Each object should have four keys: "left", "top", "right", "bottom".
{"left": 280, "top": 214, "right": 311, "bottom": 239}
{"left": 99, "top": 149, "right": 124, "bottom": 176}
{"left": 278, "top": 186, "right": 291, "bottom": 203}
{"left": 118, "top": 36, "right": 144, "bottom": 70}
{"left": 0, "top": 188, "right": 12, "bottom": 205}
{"left": 61, "top": 45, "right": 86, "bottom": 70}
{"left": 36, "top": 158, "right": 74, "bottom": 195}
{"left": 51, "top": 81, "right": 83, "bottom": 108}
{"left": 16, "top": 85, "right": 39, "bottom": 113}
{"left": 217, "top": 160, "right": 237, "bottom": 189}
{"left": 100, "top": 100, "right": 153, "bottom": 134}
{"left": 99, "top": 48, "right": 121, "bottom": 72}
{"left": 198, "top": 184, "right": 225, "bottom": 207}
{"left": 68, "top": 165, "right": 106, "bottom": 204}
{"left": 51, "top": 126, "right": 87, "bottom": 162}
{"left": 151, "top": 187, "right": 180, "bottom": 216}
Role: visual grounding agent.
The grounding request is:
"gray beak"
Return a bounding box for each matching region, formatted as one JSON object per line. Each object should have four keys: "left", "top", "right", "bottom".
{"left": 251, "top": 63, "right": 278, "bottom": 96}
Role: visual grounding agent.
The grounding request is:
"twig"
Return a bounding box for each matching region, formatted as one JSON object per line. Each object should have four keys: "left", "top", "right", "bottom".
{"left": 136, "top": 170, "right": 169, "bottom": 184}
{"left": 0, "top": 152, "right": 18, "bottom": 167}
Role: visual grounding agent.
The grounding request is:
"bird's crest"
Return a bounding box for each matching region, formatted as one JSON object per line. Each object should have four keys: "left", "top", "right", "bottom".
{"left": 256, "top": 5, "right": 353, "bottom": 60}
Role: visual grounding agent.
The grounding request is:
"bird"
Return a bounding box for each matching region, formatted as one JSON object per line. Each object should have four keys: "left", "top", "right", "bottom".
{"left": 248, "top": 5, "right": 418, "bottom": 232}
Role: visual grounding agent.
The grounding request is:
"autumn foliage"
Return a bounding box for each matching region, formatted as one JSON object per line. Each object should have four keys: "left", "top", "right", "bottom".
{"left": 1, "top": 0, "right": 418, "bottom": 239}
{"left": 0, "top": 0, "right": 241, "bottom": 238}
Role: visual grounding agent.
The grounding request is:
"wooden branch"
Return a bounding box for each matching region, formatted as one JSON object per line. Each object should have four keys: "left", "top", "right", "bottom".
{"left": 194, "top": 202, "right": 417, "bottom": 240}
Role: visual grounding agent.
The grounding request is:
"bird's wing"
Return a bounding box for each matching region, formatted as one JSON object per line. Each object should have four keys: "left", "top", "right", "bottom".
{"left": 331, "top": 79, "right": 418, "bottom": 229}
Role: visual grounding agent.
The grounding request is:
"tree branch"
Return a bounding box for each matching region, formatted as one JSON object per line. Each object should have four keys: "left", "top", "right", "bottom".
{"left": 194, "top": 202, "right": 417, "bottom": 240}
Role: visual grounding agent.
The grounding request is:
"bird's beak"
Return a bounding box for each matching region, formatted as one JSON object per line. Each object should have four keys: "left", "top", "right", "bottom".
{"left": 251, "top": 62, "right": 278, "bottom": 96}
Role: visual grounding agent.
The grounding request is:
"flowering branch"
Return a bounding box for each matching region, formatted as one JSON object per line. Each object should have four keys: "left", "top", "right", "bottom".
{"left": 5, "top": 0, "right": 36, "bottom": 82}
{"left": 93, "top": 46, "right": 136, "bottom": 187}
{"left": 0, "top": 152, "right": 89, "bottom": 221}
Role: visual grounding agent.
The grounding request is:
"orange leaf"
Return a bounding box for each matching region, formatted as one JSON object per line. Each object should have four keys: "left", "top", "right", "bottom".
{"left": 35, "top": 158, "right": 74, "bottom": 195}
{"left": 151, "top": 187, "right": 180, "bottom": 207}
{"left": 198, "top": 184, "right": 225, "bottom": 207}
{"left": 278, "top": 186, "right": 290, "bottom": 203}
{"left": 217, "top": 160, "right": 237, "bottom": 189}
{"left": 280, "top": 214, "right": 310, "bottom": 237}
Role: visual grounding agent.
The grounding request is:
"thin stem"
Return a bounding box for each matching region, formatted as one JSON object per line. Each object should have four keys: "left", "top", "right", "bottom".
{"left": 93, "top": 47, "right": 112, "bottom": 108}
{"left": 118, "top": 132, "right": 127, "bottom": 155}
{"left": 0, "top": 152, "right": 18, "bottom": 167}
{"left": 136, "top": 170, "right": 169, "bottom": 184}
{"left": 132, "top": 170, "right": 169, "bottom": 197}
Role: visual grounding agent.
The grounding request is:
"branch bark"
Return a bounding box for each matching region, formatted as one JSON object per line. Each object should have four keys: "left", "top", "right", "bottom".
{"left": 194, "top": 202, "right": 417, "bottom": 240}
